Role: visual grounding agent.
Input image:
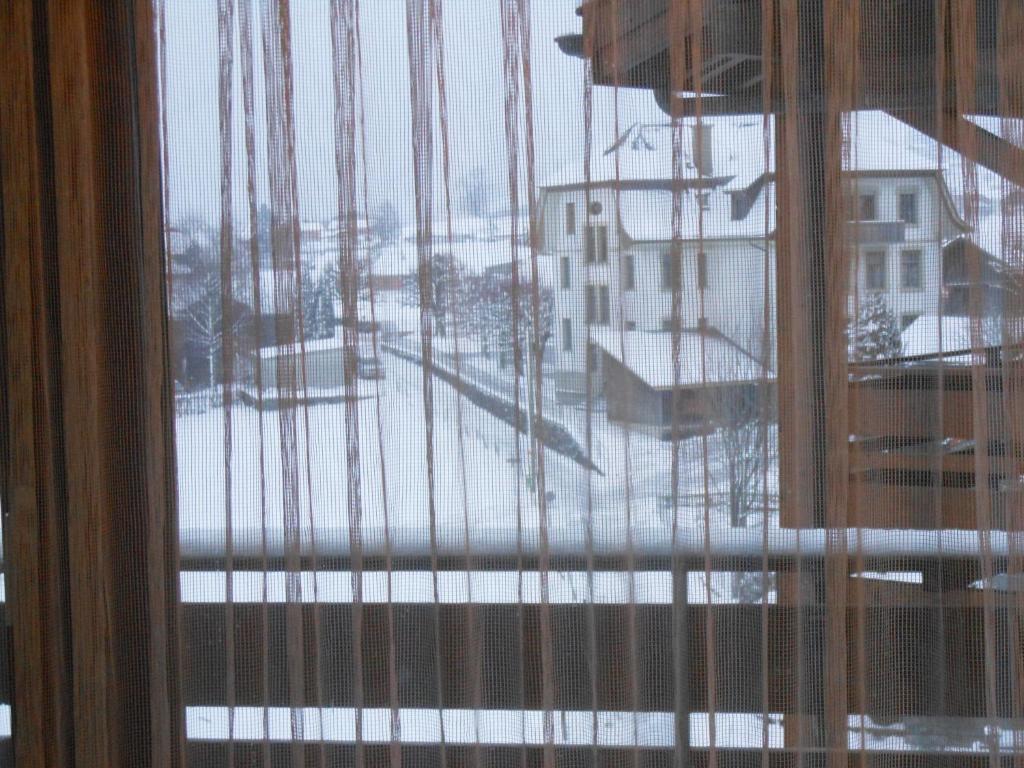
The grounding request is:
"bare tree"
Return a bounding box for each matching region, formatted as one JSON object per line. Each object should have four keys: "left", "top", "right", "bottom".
{"left": 180, "top": 246, "right": 251, "bottom": 388}
{"left": 707, "top": 327, "right": 777, "bottom": 528}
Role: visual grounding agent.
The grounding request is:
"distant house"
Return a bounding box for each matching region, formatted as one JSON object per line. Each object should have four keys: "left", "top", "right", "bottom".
{"left": 942, "top": 236, "right": 1024, "bottom": 318}
{"left": 540, "top": 106, "right": 972, "bottom": 421}
{"left": 253, "top": 334, "right": 381, "bottom": 391}
{"left": 368, "top": 244, "right": 417, "bottom": 293}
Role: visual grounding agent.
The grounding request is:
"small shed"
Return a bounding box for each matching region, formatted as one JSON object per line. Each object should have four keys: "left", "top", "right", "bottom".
{"left": 256, "top": 335, "right": 351, "bottom": 390}
{"left": 589, "top": 328, "right": 773, "bottom": 429}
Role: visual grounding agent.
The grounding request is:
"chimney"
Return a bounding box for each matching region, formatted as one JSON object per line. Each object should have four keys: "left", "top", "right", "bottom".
{"left": 692, "top": 123, "right": 713, "bottom": 177}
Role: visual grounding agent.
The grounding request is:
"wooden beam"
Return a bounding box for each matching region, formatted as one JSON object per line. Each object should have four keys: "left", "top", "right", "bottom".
{"left": 894, "top": 109, "right": 1024, "bottom": 189}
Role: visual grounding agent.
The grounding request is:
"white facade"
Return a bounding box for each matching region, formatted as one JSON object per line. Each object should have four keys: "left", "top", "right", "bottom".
{"left": 845, "top": 175, "right": 963, "bottom": 327}
{"left": 543, "top": 187, "right": 775, "bottom": 397}
{"left": 541, "top": 120, "right": 969, "bottom": 402}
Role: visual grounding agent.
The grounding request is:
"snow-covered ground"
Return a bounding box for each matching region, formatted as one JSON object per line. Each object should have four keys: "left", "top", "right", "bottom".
{"left": 175, "top": 346, "right": 776, "bottom": 556}
{"left": 185, "top": 706, "right": 1024, "bottom": 755}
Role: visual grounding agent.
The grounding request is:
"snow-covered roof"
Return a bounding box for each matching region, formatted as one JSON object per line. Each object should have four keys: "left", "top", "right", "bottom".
{"left": 544, "top": 107, "right": 1016, "bottom": 252}
{"left": 618, "top": 187, "right": 773, "bottom": 242}
{"left": 372, "top": 244, "right": 418, "bottom": 277}
{"left": 590, "top": 328, "right": 772, "bottom": 389}
{"left": 544, "top": 117, "right": 771, "bottom": 190}
{"left": 257, "top": 333, "right": 378, "bottom": 361}
{"left": 544, "top": 109, "right": 978, "bottom": 189}
{"left": 901, "top": 315, "right": 1006, "bottom": 359}
{"left": 258, "top": 335, "right": 345, "bottom": 360}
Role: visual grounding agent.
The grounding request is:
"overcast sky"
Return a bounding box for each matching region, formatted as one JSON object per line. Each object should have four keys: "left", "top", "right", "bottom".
{"left": 162, "top": 0, "right": 616, "bottom": 226}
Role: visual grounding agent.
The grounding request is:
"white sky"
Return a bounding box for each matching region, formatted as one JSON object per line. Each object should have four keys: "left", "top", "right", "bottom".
{"left": 162, "top": 0, "right": 592, "bottom": 226}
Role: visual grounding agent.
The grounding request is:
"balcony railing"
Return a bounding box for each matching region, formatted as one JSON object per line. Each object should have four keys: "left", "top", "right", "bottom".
{"left": 171, "top": 522, "right": 1022, "bottom": 766}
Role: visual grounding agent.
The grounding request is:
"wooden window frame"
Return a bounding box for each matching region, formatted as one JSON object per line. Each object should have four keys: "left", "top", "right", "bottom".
{"left": 0, "top": 4, "right": 182, "bottom": 768}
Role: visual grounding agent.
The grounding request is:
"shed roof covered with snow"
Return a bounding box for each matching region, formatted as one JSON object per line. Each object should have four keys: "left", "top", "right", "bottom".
{"left": 590, "top": 328, "right": 772, "bottom": 389}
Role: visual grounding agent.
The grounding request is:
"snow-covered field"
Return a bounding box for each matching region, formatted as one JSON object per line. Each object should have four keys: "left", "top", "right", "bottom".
{"left": 175, "top": 348, "right": 778, "bottom": 559}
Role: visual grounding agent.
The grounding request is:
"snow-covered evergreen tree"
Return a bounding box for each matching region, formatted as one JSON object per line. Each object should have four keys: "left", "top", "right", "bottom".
{"left": 300, "top": 265, "right": 336, "bottom": 340}
{"left": 849, "top": 293, "right": 902, "bottom": 361}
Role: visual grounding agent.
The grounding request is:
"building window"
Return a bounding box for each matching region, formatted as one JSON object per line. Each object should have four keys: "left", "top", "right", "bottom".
{"left": 859, "top": 193, "right": 877, "bottom": 221}
{"left": 696, "top": 190, "right": 711, "bottom": 211}
{"left": 865, "top": 250, "right": 887, "bottom": 290}
{"left": 697, "top": 250, "right": 708, "bottom": 289}
{"left": 624, "top": 320, "right": 637, "bottom": 331}
{"left": 661, "top": 317, "right": 681, "bottom": 332}
{"left": 560, "top": 256, "right": 571, "bottom": 290}
{"left": 585, "top": 224, "right": 608, "bottom": 263}
{"left": 622, "top": 253, "right": 635, "bottom": 290}
{"left": 561, "top": 318, "right": 572, "bottom": 352}
{"left": 898, "top": 192, "right": 918, "bottom": 224}
{"left": 565, "top": 202, "right": 576, "bottom": 235}
{"left": 661, "top": 252, "right": 680, "bottom": 290}
{"left": 586, "top": 285, "right": 610, "bottom": 325}
{"left": 901, "top": 249, "right": 922, "bottom": 290}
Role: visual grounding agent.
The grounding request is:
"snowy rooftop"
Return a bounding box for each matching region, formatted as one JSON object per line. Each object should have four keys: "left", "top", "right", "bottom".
{"left": 543, "top": 103, "right": 1013, "bottom": 257}
{"left": 257, "top": 332, "right": 380, "bottom": 360}
{"left": 901, "top": 315, "right": 1007, "bottom": 359}
{"left": 618, "top": 187, "right": 773, "bottom": 242}
{"left": 257, "top": 335, "right": 346, "bottom": 360}
{"left": 590, "top": 328, "right": 772, "bottom": 389}
{"left": 544, "top": 116, "right": 772, "bottom": 190}
{"left": 544, "top": 108, "right": 991, "bottom": 189}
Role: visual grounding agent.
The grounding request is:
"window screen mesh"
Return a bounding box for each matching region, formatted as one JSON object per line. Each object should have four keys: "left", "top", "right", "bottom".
{"left": 156, "top": 0, "right": 1024, "bottom": 764}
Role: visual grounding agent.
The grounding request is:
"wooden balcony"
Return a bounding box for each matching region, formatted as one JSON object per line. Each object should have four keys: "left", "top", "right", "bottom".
{"left": 845, "top": 355, "right": 1024, "bottom": 531}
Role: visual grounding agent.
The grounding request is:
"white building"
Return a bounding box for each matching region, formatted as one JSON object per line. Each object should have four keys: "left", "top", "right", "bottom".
{"left": 540, "top": 107, "right": 971, "bottom": 419}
